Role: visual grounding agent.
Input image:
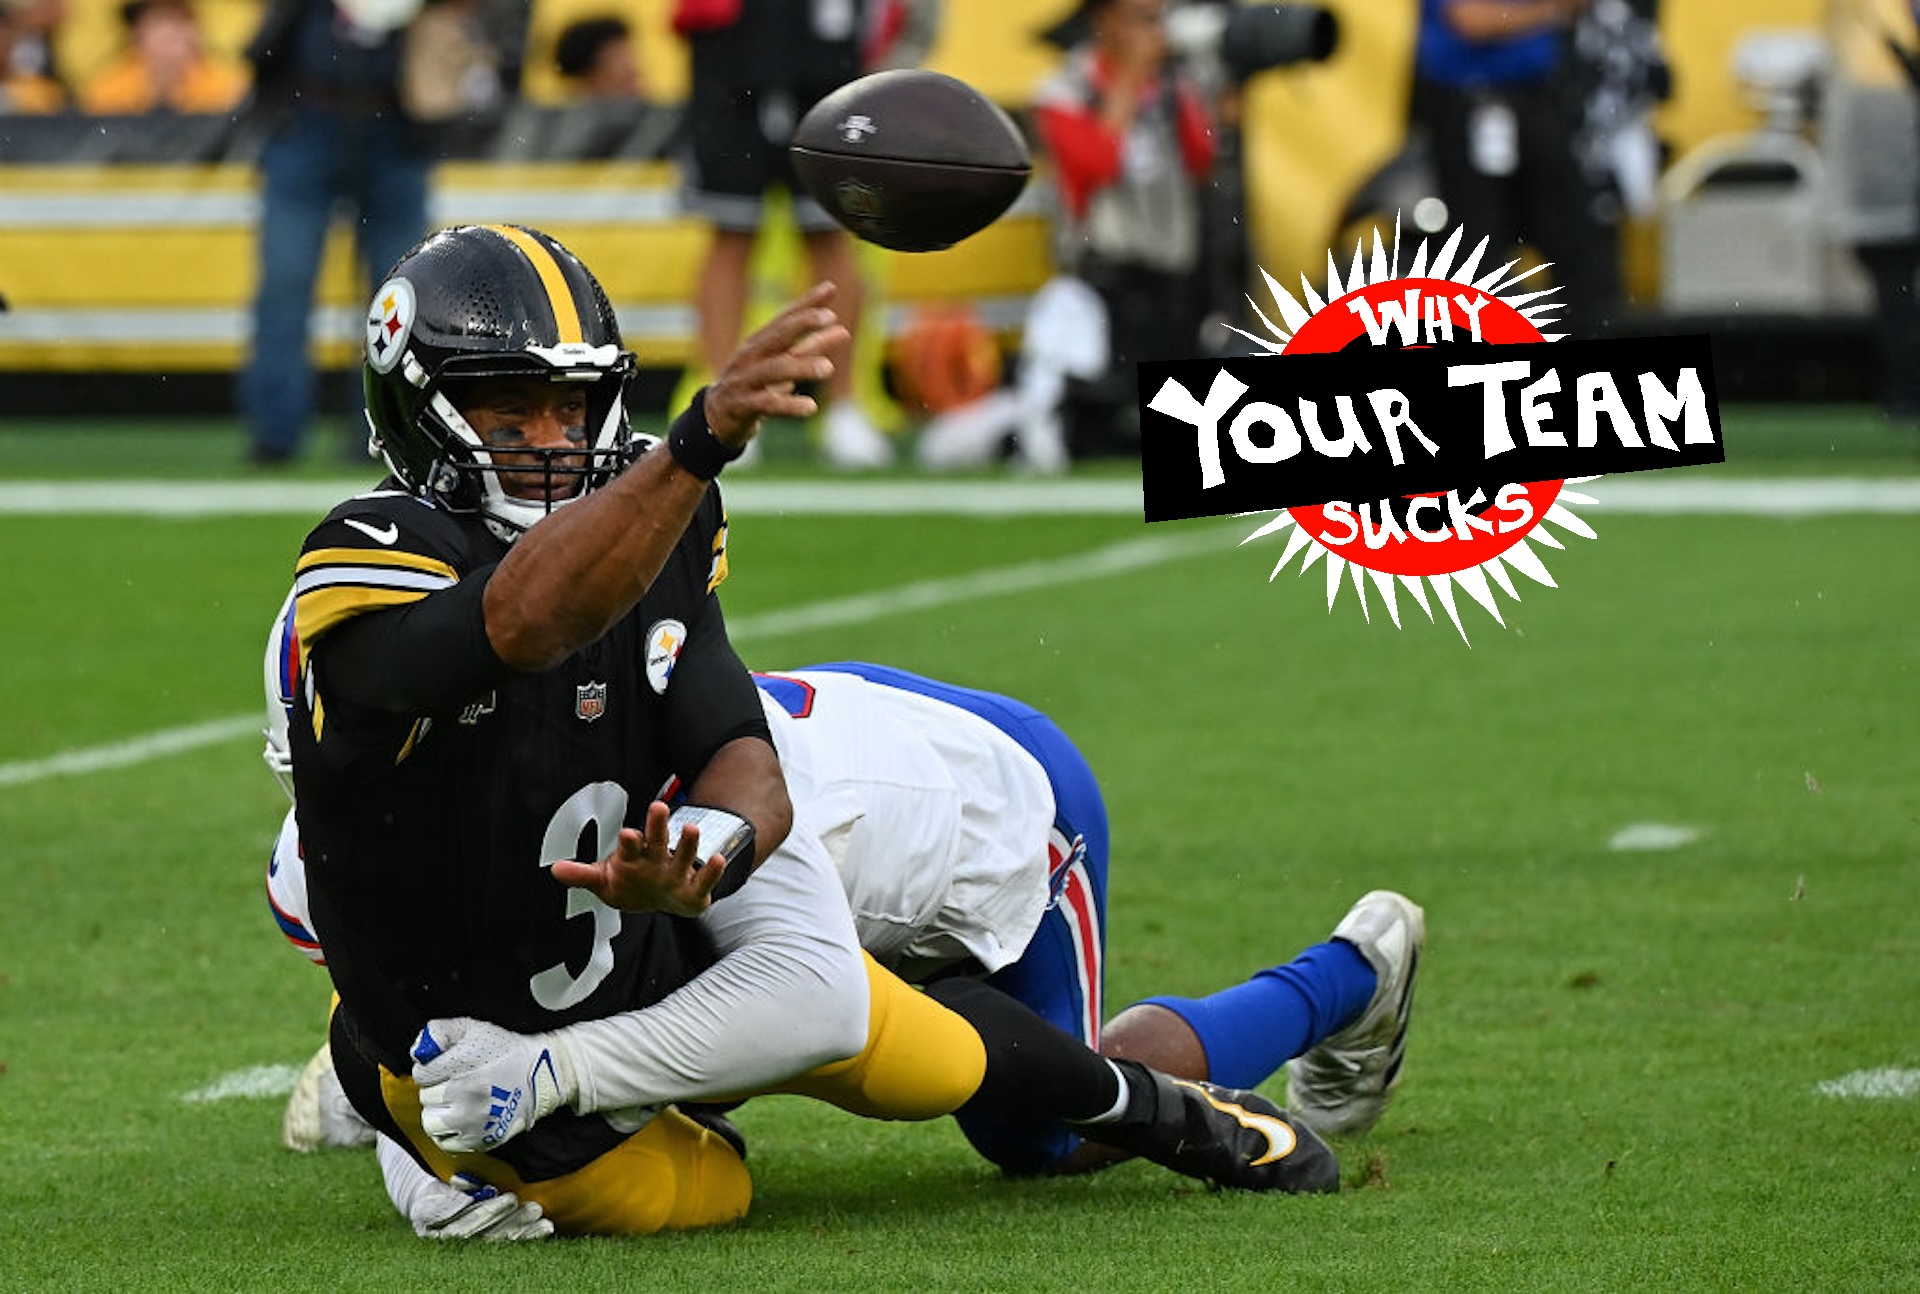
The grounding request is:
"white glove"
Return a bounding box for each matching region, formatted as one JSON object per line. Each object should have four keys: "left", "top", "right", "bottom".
{"left": 417, "top": 1176, "right": 555, "bottom": 1242}
{"left": 379, "top": 1135, "right": 554, "bottom": 1240}
{"left": 412, "top": 1017, "right": 578, "bottom": 1153}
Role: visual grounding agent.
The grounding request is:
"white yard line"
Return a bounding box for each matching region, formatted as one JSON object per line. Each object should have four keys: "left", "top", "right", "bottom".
{"left": 0, "top": 527, "right": 1229, "bottom": 790}
{"left": 1606, "top": 823, "right": 1703, "bottom": 851}
{"left": 1815, "top": 1067, "right": 1920, "bottom": 1100}
{"left": 1581, "top": 477, "right": 1920, "bottom": 516}
{"left": 2, "top": 476, "right": 1919, "bottom": 518}
{"left": 0, "top": 715, "right": 261, "bottom": 788}
{"left": 180, "top": 1064, "right": 303, "bottom": 1104}
{"left": 725, "top": 527, "right": 1224, "bottom": 640}
{"left": 0, "top": 479, "right": 1149, "bottom": 517}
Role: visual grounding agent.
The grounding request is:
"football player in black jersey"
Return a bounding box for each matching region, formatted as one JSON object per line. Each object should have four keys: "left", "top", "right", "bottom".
{"left": 294, "top": 225, "right": 1341, "bottom": 1237}
{"left": 295, "top": 223, "right": 846, "bottom": 1228}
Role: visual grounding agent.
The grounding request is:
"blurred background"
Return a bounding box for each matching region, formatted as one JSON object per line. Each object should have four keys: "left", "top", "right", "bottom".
{"left": 2, "top": 0, "right": 1917, "bottom": 461}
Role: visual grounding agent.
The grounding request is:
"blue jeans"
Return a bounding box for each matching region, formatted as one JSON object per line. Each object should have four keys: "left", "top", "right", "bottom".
{"left": 241, "top": 108, "right": 430, "bottom": 458}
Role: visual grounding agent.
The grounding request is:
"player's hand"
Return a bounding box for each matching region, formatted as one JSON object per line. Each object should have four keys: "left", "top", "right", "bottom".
{"left": 703, "top": 282, "right": 849, "bottom": 448}
{"left": 415, "top": 1175, "right": 555, "bottom": 1241}
{"left": 549, "top": 799, "right": 729, "bottom": 915}
{"left": 412, "top": 1017, "right": 577, "bottom": 1154}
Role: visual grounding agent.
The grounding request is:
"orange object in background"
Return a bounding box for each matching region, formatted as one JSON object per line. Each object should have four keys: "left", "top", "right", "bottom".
{"left": 888, "top": 303, "right": 1003, "bottom": 414}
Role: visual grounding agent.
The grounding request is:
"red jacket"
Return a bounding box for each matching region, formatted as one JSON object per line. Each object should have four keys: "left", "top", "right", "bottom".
{"left": 1035, "top": 52, "right": 1215, "bottom": 220}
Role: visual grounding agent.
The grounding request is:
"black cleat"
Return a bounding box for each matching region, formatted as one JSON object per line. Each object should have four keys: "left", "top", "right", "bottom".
{"left": 1079, "top": 1061, "right": 1339, "bottom": 1193}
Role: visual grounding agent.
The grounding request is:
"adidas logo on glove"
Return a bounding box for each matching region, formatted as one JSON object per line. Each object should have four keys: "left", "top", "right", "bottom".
{"left": 482, "top": 1083, "right": 522, "bottom": 1149}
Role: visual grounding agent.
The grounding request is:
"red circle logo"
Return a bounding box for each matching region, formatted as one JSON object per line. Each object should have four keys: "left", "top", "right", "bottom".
{"left": 1278, "top": 277, "right": 1561, "bottom": 578}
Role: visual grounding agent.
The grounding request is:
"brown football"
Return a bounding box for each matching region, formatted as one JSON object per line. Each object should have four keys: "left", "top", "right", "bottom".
{"left": 790, "top": 69, "right": 1033, "bottom": 253}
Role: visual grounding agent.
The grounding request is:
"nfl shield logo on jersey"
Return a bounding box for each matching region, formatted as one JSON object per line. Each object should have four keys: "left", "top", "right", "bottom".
{"left": 575, "top": 681, "right": 608, "bottom": 722}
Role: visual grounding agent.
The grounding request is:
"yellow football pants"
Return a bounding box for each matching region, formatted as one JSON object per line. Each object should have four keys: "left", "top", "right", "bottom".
{"left": 379, "top": 952, "right": 988, "bottom": 1236}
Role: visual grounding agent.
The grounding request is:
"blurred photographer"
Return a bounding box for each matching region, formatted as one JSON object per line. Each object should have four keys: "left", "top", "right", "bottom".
{"left": 1024, "top": 0, "right": 1333, "bottom": 462}
{"left": 915, "top": 1, "right": 1332, "bottom": 471}
{"left": 1028, "top": 0, "right": 1217, "bottom": 464}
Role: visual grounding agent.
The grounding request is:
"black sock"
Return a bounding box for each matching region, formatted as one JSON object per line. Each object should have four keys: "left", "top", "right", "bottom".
{"left": 925, "top": 976, "right": 1125, "bottom": 1123}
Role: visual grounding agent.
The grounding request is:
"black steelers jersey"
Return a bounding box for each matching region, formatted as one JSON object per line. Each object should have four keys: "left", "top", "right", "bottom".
{"left": 288, "top": 477, "right": 757, "bottom": 1073}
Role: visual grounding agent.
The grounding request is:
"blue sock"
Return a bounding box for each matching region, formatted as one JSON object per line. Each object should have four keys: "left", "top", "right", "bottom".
{"left": 1141, "top": 940, "right": 1378, "bottom": 1090}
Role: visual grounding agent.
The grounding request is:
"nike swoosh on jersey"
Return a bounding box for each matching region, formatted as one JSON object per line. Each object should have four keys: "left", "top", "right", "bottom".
{"left": 344, "top": 518, "right": 400, "bottom": 545}
{"left": 1183, "top": 1082, "right": 1299, "bottom": 1166}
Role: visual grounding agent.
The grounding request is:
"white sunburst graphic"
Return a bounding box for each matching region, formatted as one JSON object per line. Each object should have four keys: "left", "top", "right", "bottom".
{"left": 1225, "top": 220, "right": 1602, "bottom": 645}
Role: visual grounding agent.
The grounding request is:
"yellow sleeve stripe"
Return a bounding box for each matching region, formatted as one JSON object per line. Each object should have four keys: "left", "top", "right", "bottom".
{"left": 707, "top": 520, "right": 729, "bottom": 593}
{"left": 298, "top": 546, "right": 458, "bottom": 580}
{"left": 292, "top": 544, "right": 458, "bottom": 654}
{"left": 294, "top": 585, "right": 433, "bottom": 659}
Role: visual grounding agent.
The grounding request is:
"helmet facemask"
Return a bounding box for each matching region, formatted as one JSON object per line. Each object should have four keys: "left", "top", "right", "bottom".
{"left": 400, "top": 344, "right": 636, "bottom": 544}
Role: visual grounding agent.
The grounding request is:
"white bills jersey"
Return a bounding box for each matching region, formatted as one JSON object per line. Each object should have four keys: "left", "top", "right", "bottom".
{"left": 753, "top": 668, "right": 1057, "bottom": 979}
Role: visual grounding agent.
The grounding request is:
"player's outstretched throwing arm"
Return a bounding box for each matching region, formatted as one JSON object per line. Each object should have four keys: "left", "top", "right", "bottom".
{"left": 483, "top": 282, "right": 845, "bottom": 672}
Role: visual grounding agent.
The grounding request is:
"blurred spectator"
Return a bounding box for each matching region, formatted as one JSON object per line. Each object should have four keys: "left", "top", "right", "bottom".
{"left": 237, "top": 0, "right": 434, "bottom": 465}
{"left": 1564, "top": 0, "right": 1667, "bottom": 227}
{"left": 865, "top": 0, "right": 937, "bottom": 71}
{"left": 4, "top": 0, "right": 62, "bottom": 82}
{"left": 1, "top": 0, "right": 66, "bottom": 112}
{"left": 401, "top": 0, "right": 507, "bottom": 124}
{"left": 917, "top": 0, "right": 1214, "bottom": 473}
{"left": 1863, "top": 11, "right": 1920, "bottom": 419}
{"left": 79, "top": 0, "right": 248, "bottom": 115}
{"left": 676, "top": 0, "right": 937, "bottom": 469}
{"left": 554, "top": 14, "right": 643, "bottom": 101}
{"left": 1411, "top": 0, "right": 1617, "bottom": 336}
{"left": 1030, "top": 0, "right": 1217, "bottom": 462}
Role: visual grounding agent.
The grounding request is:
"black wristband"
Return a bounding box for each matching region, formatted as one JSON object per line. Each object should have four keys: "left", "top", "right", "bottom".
{"left": 666, "top": 387, "right": 745, "bottom": 480}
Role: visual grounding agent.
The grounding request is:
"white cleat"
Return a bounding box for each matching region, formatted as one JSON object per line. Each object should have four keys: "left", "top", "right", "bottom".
{"left": 282, "top": 1041, "right": 377, "bottom": 1152}
{"left": 1287, "top": 890, "right": 1425, "bottom": 1138}
{"left": 821, "top": 403, "right": 895, "bottom": 470}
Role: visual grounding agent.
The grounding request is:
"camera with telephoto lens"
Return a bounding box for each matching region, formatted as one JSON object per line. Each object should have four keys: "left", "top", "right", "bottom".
{"left": 1166, "top": 3, "right": 1339, "bottom": 85}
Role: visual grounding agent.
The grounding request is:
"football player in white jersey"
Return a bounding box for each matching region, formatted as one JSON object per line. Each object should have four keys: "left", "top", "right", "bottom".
{"left": 266, "top": 603, "right": 1425, "bottom": 1233}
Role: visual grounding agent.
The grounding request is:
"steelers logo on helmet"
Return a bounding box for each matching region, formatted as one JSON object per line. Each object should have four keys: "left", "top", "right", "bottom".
{"left": 365, "top": 277, "right": 415, "bottom": 375}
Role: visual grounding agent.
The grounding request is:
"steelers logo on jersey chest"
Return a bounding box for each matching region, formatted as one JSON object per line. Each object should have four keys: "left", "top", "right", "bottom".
{"left": 645, "top": 618, "right": 687, "bottom": 694}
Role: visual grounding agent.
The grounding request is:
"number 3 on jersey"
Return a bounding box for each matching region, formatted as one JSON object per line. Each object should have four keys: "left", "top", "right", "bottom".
{"left": 529, "top": 781, "right": 628, "bottom": 1011}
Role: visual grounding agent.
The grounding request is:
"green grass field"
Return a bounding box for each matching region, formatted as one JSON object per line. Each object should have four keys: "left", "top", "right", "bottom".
{"left": 1, "top": 407, "right": 1917, "bottom": 1290}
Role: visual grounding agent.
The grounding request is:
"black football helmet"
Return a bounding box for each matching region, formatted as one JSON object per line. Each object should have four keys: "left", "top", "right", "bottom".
{"left": 363, "top": 224, "right": 637, "bottom": 543}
